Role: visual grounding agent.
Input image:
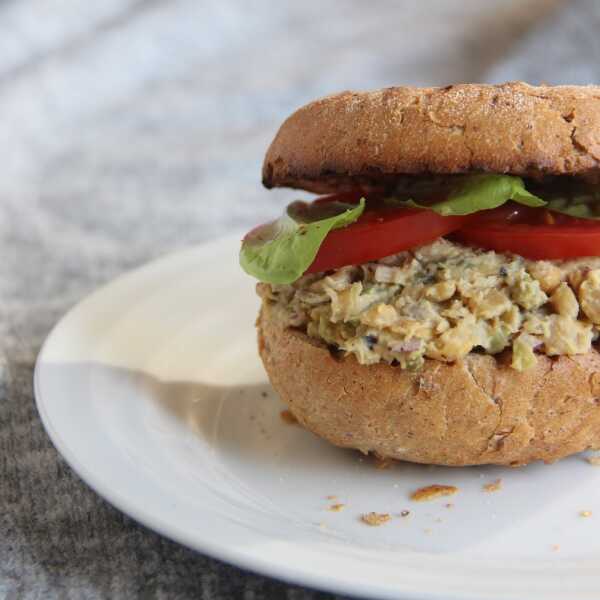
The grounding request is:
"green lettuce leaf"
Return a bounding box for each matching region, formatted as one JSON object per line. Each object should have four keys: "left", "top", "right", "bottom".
{"left": 240, "top": 198, "right": 365, "bottom": 284}
{"left": 546, "top": 195, "right": 600, "bottom": 220}
{"left": 405, "top": 174, "right": 545, "bottom": 216}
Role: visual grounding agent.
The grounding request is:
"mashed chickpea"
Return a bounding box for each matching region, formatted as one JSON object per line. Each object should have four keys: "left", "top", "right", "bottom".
{"left": 258, "top": 239, "right": 600, "bottom": 371}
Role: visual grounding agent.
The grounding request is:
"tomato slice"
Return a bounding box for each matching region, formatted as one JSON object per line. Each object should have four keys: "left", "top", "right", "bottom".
{"left": 306, "top": 193, "right": 469, "bottom": 273}
{"left": 453, "top": 203, "right": 600, "bottom": 260}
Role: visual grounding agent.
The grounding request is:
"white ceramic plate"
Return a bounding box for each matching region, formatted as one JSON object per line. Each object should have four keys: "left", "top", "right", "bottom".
{"left": 35, "top": 233, "right": 600, "bottom": 600}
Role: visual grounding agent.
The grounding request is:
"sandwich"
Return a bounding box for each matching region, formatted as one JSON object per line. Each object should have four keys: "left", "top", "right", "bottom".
{"left": 240, "top": 82, "right": 600, "bottom": 466}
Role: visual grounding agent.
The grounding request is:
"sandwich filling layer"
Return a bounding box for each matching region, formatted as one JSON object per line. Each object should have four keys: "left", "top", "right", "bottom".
{"left": 257, "top": 239, "right": 600, "bottom": 371}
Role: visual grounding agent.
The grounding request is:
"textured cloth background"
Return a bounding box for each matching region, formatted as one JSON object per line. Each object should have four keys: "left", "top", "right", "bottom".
{"left": 1, "top": 0, "right": 589, "bottom": 598}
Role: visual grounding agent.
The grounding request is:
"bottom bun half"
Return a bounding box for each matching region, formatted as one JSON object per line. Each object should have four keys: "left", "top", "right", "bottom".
{"left": 257, "top": 301, "right": 600, "bottom": 466}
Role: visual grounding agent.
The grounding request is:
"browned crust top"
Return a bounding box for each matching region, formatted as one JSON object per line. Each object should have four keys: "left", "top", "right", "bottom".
{"left": 263, "top": 82, "right": 600, "bottom": 193}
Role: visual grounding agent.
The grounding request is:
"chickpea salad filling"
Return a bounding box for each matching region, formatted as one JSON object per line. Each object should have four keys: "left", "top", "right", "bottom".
{"left": 258, "top": 239, "right": 600, "bottom": 371}
{"left": 242, "top": 174, "right": 600, "bottom": 371}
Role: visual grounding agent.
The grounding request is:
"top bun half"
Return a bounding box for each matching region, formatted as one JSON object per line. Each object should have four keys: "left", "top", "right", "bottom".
{"left": 262, "top": 82, "right": 600, "bottom": 194}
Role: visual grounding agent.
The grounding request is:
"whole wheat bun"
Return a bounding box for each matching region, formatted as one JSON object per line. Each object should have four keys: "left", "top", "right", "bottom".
{"left": 258, "top": 302, "right": 600, "bottom": 466}
{"left": 263, "top": 82, "right": 600, "bottom": 193}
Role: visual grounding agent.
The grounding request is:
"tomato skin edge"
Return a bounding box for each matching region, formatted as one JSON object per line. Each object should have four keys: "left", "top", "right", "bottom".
{"left": 453, "top": 224, "right": 600, "bottom": 261}
{"left": 306, "top": 209, "right": 469, "bottom": 273}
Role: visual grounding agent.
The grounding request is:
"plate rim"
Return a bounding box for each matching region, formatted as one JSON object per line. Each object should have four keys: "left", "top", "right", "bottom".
{"left": 32, "top": 235, "right": 412, "bottom": 600}
{"left": 32, "top": 233, "right": 600, "bottom": 600}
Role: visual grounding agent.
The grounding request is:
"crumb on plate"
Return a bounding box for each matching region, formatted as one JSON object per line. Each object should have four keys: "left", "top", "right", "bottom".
{"left": 587, "top": 455, "right": 600, "bottom": 466}
{"left": 360, "top": 512, "right": 391, "bottom": 526}
{"left": 411, "top": 484, "right": 458, "bottom": 502}
{"left": 329, "top": 503, "right": 345, "bottom": 512}
{"left": 483, "top": 479, "right": 503, "bottom": 493}
{"left": 580, "top": 510, "right": 592, "bottom": 518}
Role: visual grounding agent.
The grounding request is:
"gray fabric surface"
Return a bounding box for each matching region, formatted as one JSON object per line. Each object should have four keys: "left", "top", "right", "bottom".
{"left": 1, "top": 0, "right": 590, "bottom": 598}
{"left": 485, "top": 0, "right": 600, "bottom": 85}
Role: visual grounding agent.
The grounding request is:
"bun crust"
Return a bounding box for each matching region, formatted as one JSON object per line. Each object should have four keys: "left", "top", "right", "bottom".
{"left": 258, "top": 302, "right": 600, "bottom": 466}
{"left": 263, "top": 82, "right": 600, "bottom": 193}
